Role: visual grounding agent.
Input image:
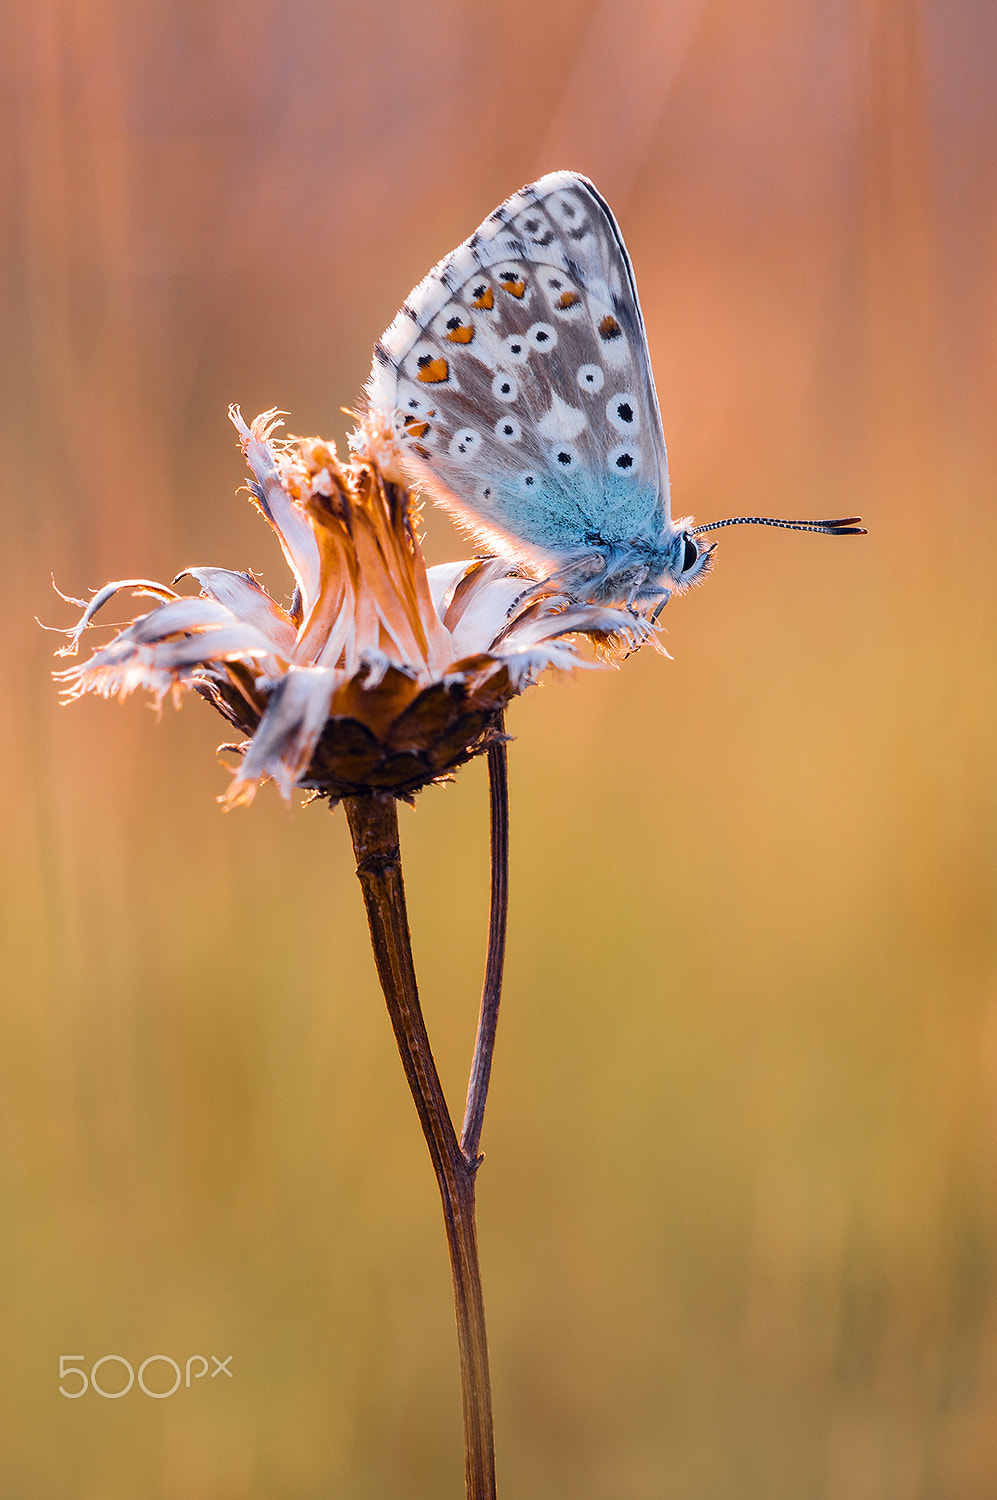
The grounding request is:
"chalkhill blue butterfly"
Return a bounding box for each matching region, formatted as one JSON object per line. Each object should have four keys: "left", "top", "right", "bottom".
{"left": 365, "top": 171, "right": 863, "bottom": 615}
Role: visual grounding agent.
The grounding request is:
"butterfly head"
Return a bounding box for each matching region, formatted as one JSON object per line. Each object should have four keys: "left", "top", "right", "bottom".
{"left": 641, "top": 512, "right": 864, "bottom": 610}
{"left": 570, "top": 523, "right": 714, "bottom": 610}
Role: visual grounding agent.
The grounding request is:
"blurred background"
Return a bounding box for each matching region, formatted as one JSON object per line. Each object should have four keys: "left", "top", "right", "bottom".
{"left": 3, "top": 0, "right": 995, "bottom": 1495}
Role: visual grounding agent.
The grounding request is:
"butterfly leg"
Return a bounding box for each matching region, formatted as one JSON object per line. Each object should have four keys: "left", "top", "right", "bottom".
{"left": 625, "top": 566, "right": 651, "bottom": 609}
{"left": 650, "top": 590, "right": 671, "bottom": 623}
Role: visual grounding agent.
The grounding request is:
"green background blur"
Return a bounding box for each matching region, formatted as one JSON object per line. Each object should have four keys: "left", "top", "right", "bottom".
{"left": 3, "top": 1, "right": 995, "bottom": 1495}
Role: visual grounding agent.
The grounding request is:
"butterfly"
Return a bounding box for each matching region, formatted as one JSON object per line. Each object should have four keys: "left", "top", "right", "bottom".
{"left": 364, "top": 171, "right": 863, "bottom": 613}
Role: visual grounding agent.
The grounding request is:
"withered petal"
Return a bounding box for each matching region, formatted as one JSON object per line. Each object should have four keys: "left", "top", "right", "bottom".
{"left": 222, "top": 663, "right": 337, "bottom": 805}
{"left": 426, "top": 559, "right": 478, "bottom": 619}
{"left": 449, "top": 574, "right": 535, "bottom": 658}
{"left": 178, "top": 567, "right": 297, "bottom": 656}
{"left": 55, "top": 579, "right": 181, "bottom": 657}
{"left": 230, "top": 407, "right": 323, "bottom": 622}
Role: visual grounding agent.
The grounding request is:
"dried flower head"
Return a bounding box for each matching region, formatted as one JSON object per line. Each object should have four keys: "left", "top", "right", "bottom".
{"left": 55, "top": 409, "right": 649, "bottom": 806}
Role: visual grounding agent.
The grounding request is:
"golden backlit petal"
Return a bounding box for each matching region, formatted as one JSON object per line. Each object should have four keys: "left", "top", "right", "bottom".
{"left": 499, "top": 603, "right": 647, "bottom": 652}
{"left": 230, "top": 407, "right": 322, "bottom": 620}
{"left": 126, "top": 596, "right": 244, "bottom": 643}
{"left": 57, "top": 617, "right": 285, "bottom": 708}
{"left": 56, "top": 650, "right": 181, "bottom": 706}
{"left": 502, "top": 642, "right": 591, "bottom": 689}
{"left": 439, "top": 558, "right": 529, "bottom": 635}
{"left": 221, "top": 664, "right": 337, "bottom": 807}
{"left": 178, "top": 567, "right": 297, "bottom": 656}
{"left": 311, "top": 593, "right": 358, "bottom": 671}
{"left": 347, "top": 484, "right": 442, "bottom": 673}
{"left": 55, "top": 579, "right": 180, "bottom": 657}
{"left": 353, "top": 464, "right": 456, "bottom": 671}
{"left": 448, "top": 575, "right": 535, "bottom": 658}
{"left": 146, "top": 624, "right": 282, "bottom": 671}
{"left": 425, "top": 559, "right": 479, "bottom": 620}
{"left": 294, "top": 525, "right": 357, "bottom": 668}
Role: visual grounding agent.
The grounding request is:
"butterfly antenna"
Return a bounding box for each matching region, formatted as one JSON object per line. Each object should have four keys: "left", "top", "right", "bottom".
{"left": 692, "top": 515, "right": 866, "bottom": 536}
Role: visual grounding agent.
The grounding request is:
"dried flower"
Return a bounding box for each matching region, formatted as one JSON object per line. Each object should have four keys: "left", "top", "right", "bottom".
{"left": 55, "top": 409, "right": 648, "bottom": 806}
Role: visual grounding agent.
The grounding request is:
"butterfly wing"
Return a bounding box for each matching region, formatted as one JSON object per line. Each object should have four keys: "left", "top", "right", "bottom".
{"left": 365, "top": 172, "right": 675, "bottom": 579}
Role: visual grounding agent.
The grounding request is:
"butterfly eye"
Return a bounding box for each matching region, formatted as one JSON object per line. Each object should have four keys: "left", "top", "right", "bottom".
{"left": 681, "top": 534, "right": 700, "bottom": 573}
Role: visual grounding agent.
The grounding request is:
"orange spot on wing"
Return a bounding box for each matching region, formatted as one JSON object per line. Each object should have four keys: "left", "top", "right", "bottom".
{"left": 417, "top": 356, "right": 449, "bottom": 383}
{"left": 446, "top": 322, "right": 475, "bottom": 344}
{"left": 404, "top": 418, "right": 430, "bottom": 437}
{"left": 500, "top": 274, "right": 527, "bottom": 298}
{"left": 598, "top": 315, "right": 622, "bottom": 340}
{"left": 557, "top": 290, "right": 581, "bottom": 309}
{"left": 471, "top": 286, "right": 494, "bottom": 309}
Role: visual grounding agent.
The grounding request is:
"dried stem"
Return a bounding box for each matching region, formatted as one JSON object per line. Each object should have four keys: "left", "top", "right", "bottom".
{"left": 344, "top": 793, "right": 497, "bottom": 1500}
{"left": 461, "top": 720, "right": 509, "bottom": 1163}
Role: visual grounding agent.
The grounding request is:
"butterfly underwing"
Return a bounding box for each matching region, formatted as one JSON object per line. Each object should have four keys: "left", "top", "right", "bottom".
{"left": 364, "top": 171, "right": 863, "bottom": 612}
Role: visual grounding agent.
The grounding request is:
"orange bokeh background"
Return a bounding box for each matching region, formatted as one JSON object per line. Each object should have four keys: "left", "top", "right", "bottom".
{"left": 3, "top": 2, "right": 995, "bottom": 1495}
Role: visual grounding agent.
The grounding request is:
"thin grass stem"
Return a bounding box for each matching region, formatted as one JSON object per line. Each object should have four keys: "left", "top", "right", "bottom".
{"left": 461, "top": 719, "right": 509, "bottom": 1164}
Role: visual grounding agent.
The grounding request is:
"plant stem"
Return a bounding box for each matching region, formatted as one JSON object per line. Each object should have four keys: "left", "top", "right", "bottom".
{"left": 344, "top": 792, "right": 497, "bottom": 1500}
{"left": 461, "top": 722, "right": 509, "bottom": 1163}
